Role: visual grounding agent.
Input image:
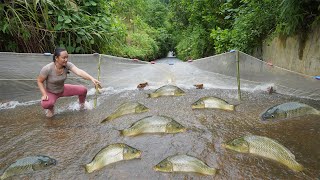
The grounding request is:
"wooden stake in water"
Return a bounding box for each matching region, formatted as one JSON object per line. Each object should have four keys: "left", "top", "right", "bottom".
{"left": 94, "top": 54, "right": 101, "bottom": 108}
{"left": 236, "top": 50, "right": 241, "bottom": 101}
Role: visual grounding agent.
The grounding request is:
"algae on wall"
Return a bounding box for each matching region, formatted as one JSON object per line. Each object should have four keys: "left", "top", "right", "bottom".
{"left": 261, "top": 25, "right": 320, "bottom": 76}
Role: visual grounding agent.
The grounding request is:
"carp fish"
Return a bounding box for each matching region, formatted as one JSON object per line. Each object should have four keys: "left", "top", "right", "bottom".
{"left": 85, "top": 143, "right": 141, "bottom": 173}
{"left": 148, "top": 85, "right": 185, "bottom": 98}
{"left": 191, "top": 96, "right": 235, "bottom": 111}
{"left": 153, "top": 154, "right": 217, "bottom": 175}
{"left": 120, "top": 115, "right": 186, "bottom": 136}
{"left": 0, "top": 155, "right": 56, "bottom": 180}
{"left": 101, "top": 102, "right": 149, "bottom": 123}
{"left": 223, "top": 135, "right": 304, "bottom": 172}
{"left": 261, "top": 102, "right": 319, "bottom": 121}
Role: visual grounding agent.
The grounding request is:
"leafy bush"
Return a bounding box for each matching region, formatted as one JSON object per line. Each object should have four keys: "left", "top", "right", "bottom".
{"left": 176, "top": 26, "right": 212, "bottom": 60}
{"left": 0, "top": 0, "right": 120, "bottom": 53}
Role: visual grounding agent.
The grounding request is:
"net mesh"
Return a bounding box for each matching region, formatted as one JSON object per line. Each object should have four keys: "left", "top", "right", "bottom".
{"left": 0, "top": 51, "right": 319, "bottom": 106}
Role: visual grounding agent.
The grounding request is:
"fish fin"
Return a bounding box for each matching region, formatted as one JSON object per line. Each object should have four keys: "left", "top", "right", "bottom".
{"left": 147, "top": 93, "right": 152, "bottom": 98}
{"left": 195, "top": 166, "right": 217, "bottom": 175}
{"left": 100, "top": 118, "right": 108, "bottom": 123}
{"left": 101, "top": 114, "right": 116, "bottom": 123}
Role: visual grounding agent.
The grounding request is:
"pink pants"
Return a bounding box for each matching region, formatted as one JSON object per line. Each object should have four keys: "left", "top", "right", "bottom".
{"left": 41, "top": 84, "right": 87, "bottom": 109}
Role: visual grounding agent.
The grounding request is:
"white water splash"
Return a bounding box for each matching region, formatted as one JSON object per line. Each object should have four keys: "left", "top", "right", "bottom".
{"left": 0, "top": 100, "right": 39, "bottom": 110}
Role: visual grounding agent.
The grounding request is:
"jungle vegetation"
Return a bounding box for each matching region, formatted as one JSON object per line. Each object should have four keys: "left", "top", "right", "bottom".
{"left": 0, "top": 0, "right": 319, "bottom": 61}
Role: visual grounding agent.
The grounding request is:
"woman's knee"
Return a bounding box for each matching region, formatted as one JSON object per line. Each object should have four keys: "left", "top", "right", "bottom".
{"left": 41, "top": 100, "right": 54, "bottom": 109}
{"left": 79, "top": 86, "right": 87, "bottom": 95}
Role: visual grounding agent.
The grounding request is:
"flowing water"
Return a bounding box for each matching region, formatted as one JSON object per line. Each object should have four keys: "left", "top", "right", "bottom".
{"left": 0, "top": 57, "right": 319, "bottom": 180}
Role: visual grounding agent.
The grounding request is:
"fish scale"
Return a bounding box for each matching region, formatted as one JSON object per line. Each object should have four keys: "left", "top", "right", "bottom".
{"left": 1, "top": 156, "right": 56, "bottom": 180}
{"left": 192, "top": 96, "right": 234, "bottom": 110}
{"left": 154, "top": 154, "right": 216, "bottom": 175}
{"left": 204, "top": 100, "right": 221, "bottom": 108}
{"left": 243, "top": 135, "right": 303, "bottom": 171}
{"left": 245, "top": 136, "right": 295, "bottom": 159}
{"left": 121, "top": 115, "right": 185, "bottom": 136}
{"left": 85, "top": 143, "right": 141, "bottom": 173}
{"left": 148, "top": 85, "right": 185, "bottom": 98}
{"left": 170, "top": 155, "right": 207, "bottom": 172}
{"left": 261, "top": 102, "right": 319, "bottom": 120}
{"left": 101, "top": 102, "right": 149, "bottom": 122}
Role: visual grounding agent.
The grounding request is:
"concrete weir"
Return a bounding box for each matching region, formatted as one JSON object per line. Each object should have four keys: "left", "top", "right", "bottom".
{"left": 0, "top": 52, "right": 319, "bottom": 179}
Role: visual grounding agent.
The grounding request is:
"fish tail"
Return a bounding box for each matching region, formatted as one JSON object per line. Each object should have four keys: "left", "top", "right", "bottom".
{"left": 1, "top": 174, "right": 6, "bottom": 180}
{"left": 290, "top": 163, "right": 304, "bottom": 172}
{"left": 85, "top": 163, "right": 94, "bottom": 173}
{"left": 148, "top": 93, "right": 158, "bottom": 98}
{"left": 191, "top": 105, "right": 199, "bottom": 109}
{"left": 225, "top": 105, "right": 235, "bottom": 111}
{"left": 120, "top": 130, "right": 135, "bottom": 136}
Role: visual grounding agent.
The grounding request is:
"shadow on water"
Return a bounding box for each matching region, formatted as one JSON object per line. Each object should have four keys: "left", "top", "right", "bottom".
{"left": 0, "top": 56, "right": 319, "bottom": 179}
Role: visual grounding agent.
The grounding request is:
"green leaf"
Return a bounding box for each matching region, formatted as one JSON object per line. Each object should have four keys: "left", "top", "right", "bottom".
{"left": 54, "top": 24, "right": 62, "bottom": 31}
{"left": 76, "top": 37, "right": 81, "bottom": 43}
{"left": 2, "top": 23, "right": 9, "bottom": 33}
{"left": 75, "top": 47, "right": 81, "bottom": 53}
{"left": 224, "top": 15, "right": 231, "bottom": 20}
{"left": 58, "top": 16, "right": 64, "bottom": 22}
{"left": 67, "top": 45, "right": 75, "bottom": 53}
{"left": 65, "top": 18, "right": 71, "bottom": 24}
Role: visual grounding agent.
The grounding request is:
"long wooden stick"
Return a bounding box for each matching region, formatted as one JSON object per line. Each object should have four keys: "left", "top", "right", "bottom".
{"left": 236, "top": 50, "right": 241, "bottom": 101}
{"left": 94, "top": 54, "right": 101, "bottom": 108}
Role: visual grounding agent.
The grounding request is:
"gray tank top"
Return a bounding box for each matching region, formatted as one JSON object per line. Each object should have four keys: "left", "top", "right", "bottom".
{"left": 39, "top": 62, "right": 75, "bottom": 93}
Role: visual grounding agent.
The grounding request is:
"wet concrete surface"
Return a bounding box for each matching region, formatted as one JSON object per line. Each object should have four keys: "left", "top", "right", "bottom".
{"left": 0, "top": 55, "right": 319, "bottom": 179}
{"left": 0, "top": 88, "right": 319, "bottom": 179}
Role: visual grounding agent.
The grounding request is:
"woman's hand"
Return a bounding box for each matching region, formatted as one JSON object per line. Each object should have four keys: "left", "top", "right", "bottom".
{"left": 91, "top": 78, "right": 101, "bottom": 87}
{"left": 41, "top": 95, "right": 49, "bottom": 101}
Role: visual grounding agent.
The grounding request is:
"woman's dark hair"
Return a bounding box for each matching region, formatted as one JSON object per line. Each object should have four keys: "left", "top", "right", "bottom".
{"left": 53, "top": 47, "right": 67, "bottom": 62}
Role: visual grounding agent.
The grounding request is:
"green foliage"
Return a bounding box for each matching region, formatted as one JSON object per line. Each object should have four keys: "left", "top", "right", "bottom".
{"left": 168, "top": 0, "right": 225, "bottom": 60}
{"left": 108, "top": 0, "right": 170, "bottom": 61}
{"left": 0, "top": 0, "right": 171, "bottom": 60}
{"left": 170, "top": 0, "right": 319, "bottom": 58}
{"left": 122, "top": 33, "right": 159, "bottom": 60}
{"left": 211, "top": 0, "right": 279, "bottom": 53}
{"left": 276, "top": 0, "right": 320, "bottom": 36}
{"left": 2, "top": 0, "right": 318, "bottom": 60}
{"left": 176, "top": 26, "right": 213, "bottom": 60}
{"left": 0, "top": 0, "right": 118, "bottom": 53}
{"left": 210, "top": 27, "right": 234, "bottom": 54}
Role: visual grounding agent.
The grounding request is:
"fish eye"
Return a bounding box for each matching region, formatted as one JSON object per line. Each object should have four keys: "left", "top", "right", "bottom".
{"left": 271, "top": 115, "right": 275, "bottom": 118}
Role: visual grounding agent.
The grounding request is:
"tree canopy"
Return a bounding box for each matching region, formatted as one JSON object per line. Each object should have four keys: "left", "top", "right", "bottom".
{"left": 0, "top": 0, "right": 319, "bottom": 61}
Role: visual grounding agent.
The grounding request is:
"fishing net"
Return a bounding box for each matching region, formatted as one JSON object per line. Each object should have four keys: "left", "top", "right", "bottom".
{"left": 192, "top": 51, "right": 319, "bottom": 100}
{"left": 0, "top": 51, "right": 319, "bottom": 109}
